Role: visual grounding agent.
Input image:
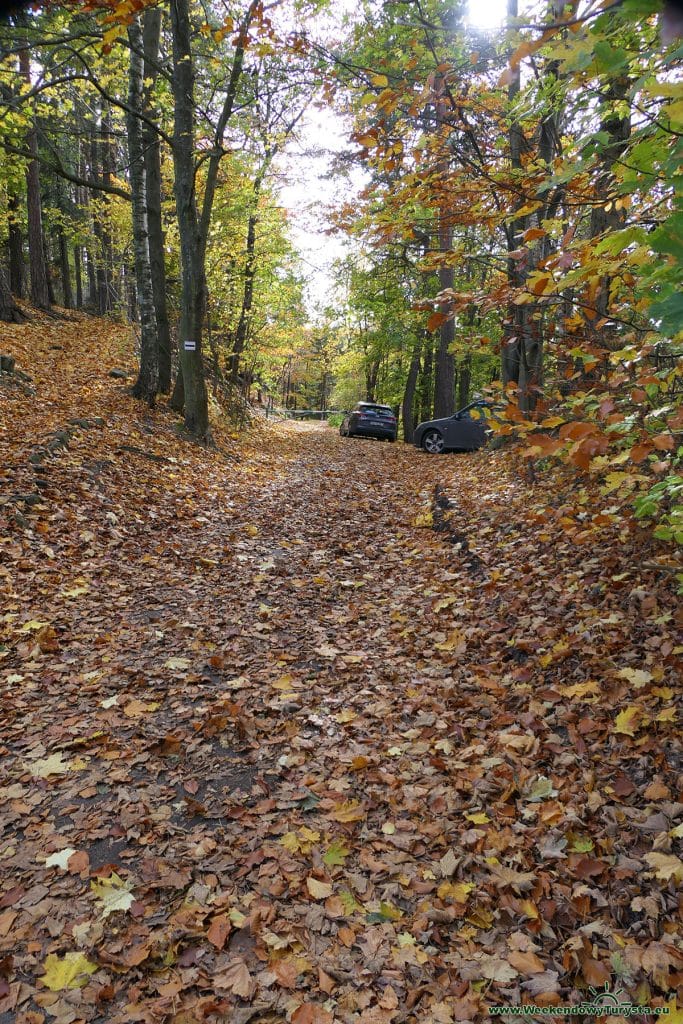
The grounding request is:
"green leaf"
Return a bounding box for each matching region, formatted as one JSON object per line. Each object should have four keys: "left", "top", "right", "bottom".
{"left": 323, "top": 840, "right": 350, "bottom": 866}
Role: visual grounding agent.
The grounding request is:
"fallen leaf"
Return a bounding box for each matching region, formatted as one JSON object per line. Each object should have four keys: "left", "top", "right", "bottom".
{"left": 40, "top": 953, "right": 97, "bottom": 991}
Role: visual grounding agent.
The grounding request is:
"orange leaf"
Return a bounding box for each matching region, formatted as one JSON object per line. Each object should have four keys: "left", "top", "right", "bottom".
{"left": 527, "top": 435, "right": 564, "bottom": 455}
{"left": 523, "top": 227, "right": 546, "bottom": 242}
{"left": 532, "top": 276, "right": 551, "bottom": 295}
{"left": 559, "top": 421, "right": 596, "bottom": 441}
{"left": 630, "top": 443, "right": 653, "bottom": 463}
{"left": 292, "top": 1005, "right": 334, "bottom": 1024}
{"left": 427, "top": 311, "right": 448, "bottom": 332}
{"left": 582, "top": 958, "right": 611, "bottom": 987}
{"left": 653, "top": 432, "right": 675, "bottom": 451}
{"left": 206, "top": 914, "right": 231, "bottom": 950}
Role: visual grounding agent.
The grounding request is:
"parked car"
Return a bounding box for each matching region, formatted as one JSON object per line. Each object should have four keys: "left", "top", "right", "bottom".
{"left": 414, "top": 401, "right": 496, "bottom": 453}
{"left": 340, "top": 402, "right": 397, "bottom": 441}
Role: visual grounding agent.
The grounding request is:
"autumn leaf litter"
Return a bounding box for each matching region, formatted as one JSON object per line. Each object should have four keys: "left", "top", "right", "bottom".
{"left": 1, "top": 315, "right": 681, "bottom": 1023}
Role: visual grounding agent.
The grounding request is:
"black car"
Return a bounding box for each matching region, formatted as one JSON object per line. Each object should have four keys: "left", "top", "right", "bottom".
{"left": 340, "top": 402, "right": 397, "bottom": 442}
{"left": 414, "top": 401, "right": 495, "bottom": 454}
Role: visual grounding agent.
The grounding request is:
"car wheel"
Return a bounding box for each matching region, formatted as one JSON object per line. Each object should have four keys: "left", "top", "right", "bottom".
{"left": 422, "top": 429, "right": 444, "bottom": 454}
{"left": 388, "top": 437, "right": 395, "bottom": 443}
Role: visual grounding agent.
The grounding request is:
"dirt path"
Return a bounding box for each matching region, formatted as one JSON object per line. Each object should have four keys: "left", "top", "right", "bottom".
{"left": 1, "top": 317, "right": 681, "bottom": 1024}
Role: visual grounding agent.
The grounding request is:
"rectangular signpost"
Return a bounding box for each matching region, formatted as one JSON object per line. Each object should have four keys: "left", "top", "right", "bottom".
{"left": 183, "top": 340, "right": 196, "bottom": 352}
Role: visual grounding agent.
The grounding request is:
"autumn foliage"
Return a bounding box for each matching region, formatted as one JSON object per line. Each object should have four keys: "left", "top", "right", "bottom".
{"left": 1, "top": 315, "right": 682, "bottom": 1022}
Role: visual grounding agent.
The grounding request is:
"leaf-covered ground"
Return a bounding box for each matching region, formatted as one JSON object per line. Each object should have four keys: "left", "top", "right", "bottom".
{"left": 1, "top": 316, "right": 681, "bottom": 1024}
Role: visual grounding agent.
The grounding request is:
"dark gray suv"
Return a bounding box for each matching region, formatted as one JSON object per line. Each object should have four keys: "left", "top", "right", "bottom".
{"left": 340, "top": 402, "right": 397, "bottom": 442}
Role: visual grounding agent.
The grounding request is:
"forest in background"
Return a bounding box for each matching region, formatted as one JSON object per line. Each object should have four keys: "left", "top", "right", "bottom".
{"left": 0, "top": 0, "right": 681, "bottom": 550}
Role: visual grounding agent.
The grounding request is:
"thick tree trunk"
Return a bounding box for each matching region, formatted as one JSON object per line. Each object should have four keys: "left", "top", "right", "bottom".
{"left": 0, "top": 263, "right": 26, "bottom": 322}
{"left": 143, "top": 8, "right": 172, "bottom": 393}
{"left": 7, "top": 194, "right": 23, "bottom": 297}
{"left": 128, "top": 14, "right": 159, "bottom": 405}
{"left": 170, "top": 0, "right": 209, "bottom": 438}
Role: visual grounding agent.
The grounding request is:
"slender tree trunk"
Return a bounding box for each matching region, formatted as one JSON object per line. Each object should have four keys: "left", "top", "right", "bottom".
{"left": 502, "top": 0, "right": 525, "bottom": 396}
{"left": 7, "top": 193, "right": 23, "bottom": 297}
{"left": 57, "top": 228, "right": 73, "bottom": 308}
{"left": 169, "top": 0, "right": 209, "bottom": 438}
{"left": 434, "top": 241, "right": 455, "bottom": 417}
{"left": 128, "top": 14, "right": 159, "bottom": 405}
{"left": 433, "top": 92, "right": 455, "bottom": 418}
{"left": 43, "top": 231, "right": 57, "bottom": 305}
{"left": 420, "top": 340, "right": 434, "bottom": 423}
{"left": 19, "top": 48, "right": 50, "bottom": 311}
{"left": 143, "top": 8, "right": 172, "bottom": 393}
{"left": 402, "top": 336, "right": 422, "bottom": 443}
{"left": 74, "top": 245, "right": 83, "bottom": 307}
{"left": 0, "top": 263, "right": 26, "bottom": 322}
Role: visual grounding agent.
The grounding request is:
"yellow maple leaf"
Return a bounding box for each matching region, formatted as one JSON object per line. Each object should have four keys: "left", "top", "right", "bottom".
{"left": 437, "top": 881, "right": 474, "bottom": 902}
{"left": 41, "top": 952, "right": 97, "bottom": 991}
{"left": 332, "top": 800, "right": 365, "bottom": 823}
{"left": 614, "top": 705, "right": 642, "bottom": 736}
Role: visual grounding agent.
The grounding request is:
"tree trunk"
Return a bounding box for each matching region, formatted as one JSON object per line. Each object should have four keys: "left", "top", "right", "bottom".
{"left": 434, "top": 250, "right": 455, "bottom": 417}
{"left": 458, "top": 350, "right": 472, "bottom": 408}
{"left": 128, "top": 14, "right": 159, "bottom": 405}
{"left": 7, "top": 193, "right": 23, "bottom": 297}
{"left": 230, "top": 209, "right": 258, "bottom": 382}
{"left": 43, "top": 231, "right": 57, "bottom": 305}
{"left": 170, "top": 0, "right": 209, "bottom": 439}
{"left": 433, "top": 95, "right": 455, "bottom": 419}
{"left": 74, "top": 245, "right": 83, "bottom": 308}
{"left": 19, "top": 47, "right": 50, "bottom": 311}
{"left": 0, "top": 263, "right": 26, "bottom": 322}
{"left": 57, "top": 227, "right": 73, "bottom": 308}
{"left": 402, "top": 337, "right": 422, "bottom": 443}
{"left": 143, "top": 8, "right": 172, "bottom": 393}
{"left": 588, "top": 76, "right": 631, "bottom": 326}
{"left": 420, "top": 340, "right": 434, "bottom": 424}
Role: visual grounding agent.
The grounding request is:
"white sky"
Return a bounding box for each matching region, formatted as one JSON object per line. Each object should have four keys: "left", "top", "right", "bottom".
{"left": 277, "top": 0, "right": 510, "bottom": 316}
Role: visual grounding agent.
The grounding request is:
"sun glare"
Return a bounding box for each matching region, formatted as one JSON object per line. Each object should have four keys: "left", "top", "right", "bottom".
{"left": 466, "top": 0, "right": 508, "bottom": 31}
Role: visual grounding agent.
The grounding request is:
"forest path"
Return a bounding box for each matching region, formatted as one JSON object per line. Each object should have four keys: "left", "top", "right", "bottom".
{"left": 1, "top": 315, "right": 680, "bottom": 1023}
